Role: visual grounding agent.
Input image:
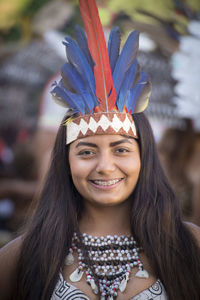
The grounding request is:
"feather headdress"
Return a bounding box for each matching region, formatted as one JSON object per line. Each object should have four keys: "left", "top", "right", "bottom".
{"left": 51, "top": 0, "right": 151, "bottom": 144}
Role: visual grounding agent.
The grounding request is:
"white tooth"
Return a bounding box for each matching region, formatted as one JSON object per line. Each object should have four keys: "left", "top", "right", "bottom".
{"left": 93, "top": 179, "right": 120, "bottom": 186}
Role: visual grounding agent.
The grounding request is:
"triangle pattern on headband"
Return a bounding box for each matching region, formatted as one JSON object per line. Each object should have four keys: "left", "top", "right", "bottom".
{"left": 66, "top": 113, "right": 137, "bottom": 144}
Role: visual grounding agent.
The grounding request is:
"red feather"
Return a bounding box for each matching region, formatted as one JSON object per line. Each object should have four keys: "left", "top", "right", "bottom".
{"left": 79, "top": 0, "right": 117, "bottom": 111}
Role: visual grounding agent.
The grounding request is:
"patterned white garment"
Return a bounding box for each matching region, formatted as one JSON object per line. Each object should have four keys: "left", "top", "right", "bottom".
{"left": 51, "top": 273, "right": 168, "bottom": 300}
{"left": 130, "top": 279, "right": 168, "bottom": 300}
{"left": 51, "top": 273, "right": 90, "bottom": 300}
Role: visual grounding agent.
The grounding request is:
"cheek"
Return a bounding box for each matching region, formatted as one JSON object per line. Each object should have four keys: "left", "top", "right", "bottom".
{"left": 70, "top": 164, "right": 83, "bottom": 184}
{"left": 69, "top": 158, "right": 92, "bottom": 187}
{"left": 69, "top": 154, "right": 81, "bottom": 186}
{"left": 70, "top": 166, "right": 84, "bottom": 196}
{"left": 122, "top": 156, "right": 141, "bottom": 176}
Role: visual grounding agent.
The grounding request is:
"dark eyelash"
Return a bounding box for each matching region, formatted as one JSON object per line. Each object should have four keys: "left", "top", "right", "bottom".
{"left": 78, "top": 150, "right": 94, "bottom": 155}
{"left": 116, "top": 148, "right": 129, "bottom": 153}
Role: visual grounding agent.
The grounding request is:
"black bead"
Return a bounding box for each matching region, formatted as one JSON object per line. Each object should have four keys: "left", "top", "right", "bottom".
{"left": 99, "top": 246, "right": 105, "bottom": 251}
{"left": 105, "top": 245, "right": 111, "bottom": 250}
{"left": 113, "top": 260, "right": 119, "bottom": 266}
{"left": 107, "top": 275, "right": 113, "bottom": 280}
{"left": 113, "top": 245, "right": 119, "bottom": 250}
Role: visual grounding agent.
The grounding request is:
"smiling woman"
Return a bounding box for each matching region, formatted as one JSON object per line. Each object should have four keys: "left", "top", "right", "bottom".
{"left": 69, "top": 135, "right": 141, "bottom": 208}
{"left": 0, "top": 113, "right": 199, "bottom": 300}
{"left": 0, "top": 0, "right": 200, "bottom": 299}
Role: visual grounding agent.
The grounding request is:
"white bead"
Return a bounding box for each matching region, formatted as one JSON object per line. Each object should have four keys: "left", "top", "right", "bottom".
{"left": 69, "top": 268, "right": 84, "bottom": 282}
{"left": 119, "top": 277, "right": 127, "bottom": 292}
{"left": 90, "top": 279, "right": 98, "bottom": 294}
{"left": 64, "top": 252, "right": 74, "bottom": 265}
{"left": 135, "top": 269, "right": 149, "bottom": 278}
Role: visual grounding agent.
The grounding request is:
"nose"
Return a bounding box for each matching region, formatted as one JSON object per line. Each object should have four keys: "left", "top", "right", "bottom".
{"left": 95, "top": 151, "right": 116, "bottom": 174}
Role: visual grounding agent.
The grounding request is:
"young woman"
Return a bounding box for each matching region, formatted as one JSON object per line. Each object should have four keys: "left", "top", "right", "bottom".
{"left": 0, "top": 113, "right": 200, "bottom": 300}
{"left": 0, "top": 0, "right": 200, "bottom": 299}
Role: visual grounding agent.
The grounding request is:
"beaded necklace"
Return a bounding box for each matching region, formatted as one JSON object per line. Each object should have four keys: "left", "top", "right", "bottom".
{"left": 65, "top": 232, "right": 149, "bottom": 300}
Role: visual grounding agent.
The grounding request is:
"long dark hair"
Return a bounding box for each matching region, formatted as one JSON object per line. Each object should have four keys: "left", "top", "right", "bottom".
{"left": 14, "top": 113, "right": 200, "bottom": 299}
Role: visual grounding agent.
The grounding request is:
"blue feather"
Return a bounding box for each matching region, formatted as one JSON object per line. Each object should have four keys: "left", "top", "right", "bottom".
{"left": 51, "top": 82, "right": 85, "bottom": 115}
{"left": 62, "top": 62, "right": 86, "bottom": 93}
{"left": 63, "top": 36, "right": 100, "bottom": 111}
{"left": 108, "top": 27, "right": 121, "bottom": 73}
{"left": 126, "top": 71, "right": 150, "bottom": 113}
{"left": 113, "top": 30, "right": 139, "bottom": 96}
{"left": 116, "top": 60, "right": 138, "bottom": 111}
{"left": 74, "top": 25, "right": 95, "bottom": 68}
{"left": 62, "top": 62, "right": 98, "bottom": 111}
{"left": 63, "top": 36, "right": 96, "bottom": 93}
{"left": 81, "top": 92, "right": 99, "bottom": 113}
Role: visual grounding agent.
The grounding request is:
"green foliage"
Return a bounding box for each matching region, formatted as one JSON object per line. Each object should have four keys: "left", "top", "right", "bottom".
{"left": 104, "top": 0, "right": 175, "bottom": 24}
{"left": 21, "top": 0, "right": 51, "bottom": 18}
{"left": 0, "top": 0, "right": 30, "bottom": 30}
{"left": 0, "top": 0, "right": 51, "bottom": 42}
{"left": 0, "top": 24, "right": 22, "bottom": 42}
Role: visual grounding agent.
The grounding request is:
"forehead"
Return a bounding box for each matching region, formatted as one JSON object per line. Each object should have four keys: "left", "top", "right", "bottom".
{"left": 70, "top": 134, "right": 137, "bottom": 148}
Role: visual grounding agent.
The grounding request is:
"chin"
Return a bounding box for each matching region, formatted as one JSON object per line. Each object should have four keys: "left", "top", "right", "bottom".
{"left": 89, "top": 197, "right": 130, "bottom": 207}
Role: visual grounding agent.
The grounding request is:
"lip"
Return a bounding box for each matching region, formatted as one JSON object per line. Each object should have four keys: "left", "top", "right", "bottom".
{"left": 88, "top": 178, "right": 124, "bottom": 190}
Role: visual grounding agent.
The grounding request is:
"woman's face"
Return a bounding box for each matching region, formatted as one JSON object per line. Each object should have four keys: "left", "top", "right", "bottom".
{"left": 69, "top": 134, "right": 141, "bottom": 207}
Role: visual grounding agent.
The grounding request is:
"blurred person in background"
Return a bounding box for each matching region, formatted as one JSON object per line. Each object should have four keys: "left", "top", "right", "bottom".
{"left": 159, "top": 120, "right": 200, "bottom": 226}
{"left": 0, "top": 73, "right": 65, "bottom": 241}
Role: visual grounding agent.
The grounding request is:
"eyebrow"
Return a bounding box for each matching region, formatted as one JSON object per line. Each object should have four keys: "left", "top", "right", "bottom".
{"left": 75, "top": 138, "right": 133, "bottom": 148}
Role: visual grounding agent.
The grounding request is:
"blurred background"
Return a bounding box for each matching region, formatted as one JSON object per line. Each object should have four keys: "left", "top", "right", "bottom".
{"left": 0, "top": 0, "right": 200, "bottom": 247}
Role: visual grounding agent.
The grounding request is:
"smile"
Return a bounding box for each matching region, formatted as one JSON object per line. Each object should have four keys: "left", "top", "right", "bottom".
{"left": 90, "top": 179, "right": 123, "bottom": 186}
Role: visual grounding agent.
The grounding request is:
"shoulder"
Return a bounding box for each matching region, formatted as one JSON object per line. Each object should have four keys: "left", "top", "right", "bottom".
{"left": 184, "top": 221, "right": 200, "bottom": 247}
{"left": 0, "top": 234, "right": 23, "bottom": 259}
{"left": 0, "top": 235, "right": 23, "bottom": 299}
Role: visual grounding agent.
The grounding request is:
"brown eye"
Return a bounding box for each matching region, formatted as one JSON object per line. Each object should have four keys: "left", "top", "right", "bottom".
{"left": 78, "top": 150, "right": 95, "bottom": 156}
{"left": 115, "top": 148, "right": 129, "bottom": 153}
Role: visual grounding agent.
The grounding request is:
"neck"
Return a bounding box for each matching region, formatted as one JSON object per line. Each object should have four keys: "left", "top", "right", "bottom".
{"left": 79, "top": 200, "right": 132, "bottom": 236}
